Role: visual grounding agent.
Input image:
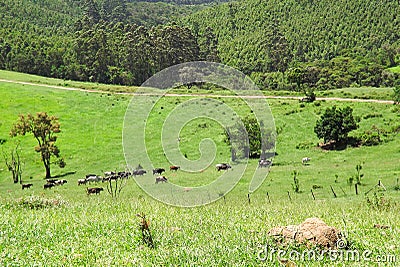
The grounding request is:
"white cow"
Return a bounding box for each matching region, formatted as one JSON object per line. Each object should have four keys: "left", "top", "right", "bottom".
{"left": 258, "top": 159, "right": 272, "bottom": 168}
{"left": 302, "top": 157, "right": 311, "bottom": 165}
{"left": 155, "top": 176, "right": 168, "bottom": 184}
{"left": 104, "top": 171, "right": 116, "bottom": 177}
{"left": 86, "top": 175, "right": 102, "bottom": 183}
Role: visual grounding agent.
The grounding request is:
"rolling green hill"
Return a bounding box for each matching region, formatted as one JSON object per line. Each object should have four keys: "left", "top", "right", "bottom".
{"left": 0, "top": 72, "right": 399, "bottom": 266}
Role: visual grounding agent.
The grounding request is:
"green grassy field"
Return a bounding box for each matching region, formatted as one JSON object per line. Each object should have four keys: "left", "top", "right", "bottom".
{"left": 1, "top": 69, "right": 395, "bottom": 101}
{"left": 0, "top": 73, "right": 399, "bottom": 266}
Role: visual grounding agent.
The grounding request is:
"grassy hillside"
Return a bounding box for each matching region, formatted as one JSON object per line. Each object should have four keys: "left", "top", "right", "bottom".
{"left": 0, "top": 72, "right": 399, "bottom": 265}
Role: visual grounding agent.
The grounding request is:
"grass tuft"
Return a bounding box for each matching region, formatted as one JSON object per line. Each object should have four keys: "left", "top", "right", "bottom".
{"left": 13, "top": 195, "right": 67, "bottom": 209}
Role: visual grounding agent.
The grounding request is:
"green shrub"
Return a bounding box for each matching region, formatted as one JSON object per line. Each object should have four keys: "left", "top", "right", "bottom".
{"left": 359, "top": 131, "right": 381, "bottom": 146}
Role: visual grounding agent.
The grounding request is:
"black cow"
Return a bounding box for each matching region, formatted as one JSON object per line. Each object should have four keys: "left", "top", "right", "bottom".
{"left": 44, "top": 183, "right": 55, "bottom": 189}
{"left": 55, "top": 179, "right": 68, "bottom": 186}
{"left": 22, "top": 183, "right": 33, "bottom": 190}
{"left": 118, "top": 171, "right": 131, "bottom": 179}
{"left": 153, "top": 168, "right": 165, "bottom": 175}
{"left": 133, "top": 169, "right": 147, "bottom": 176}
{"left": 78, "top": 179, "right": 87, "bottom": 185}
{"left": 87, "top": 187, "right": 104, "bottom": 195}
{"left": 216, "top": 163, "right": 232, "bottom": 171}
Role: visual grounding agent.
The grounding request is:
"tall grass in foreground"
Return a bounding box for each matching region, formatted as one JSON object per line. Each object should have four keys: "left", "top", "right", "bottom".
{"left": 0, "top": 193, "right": 398, "bottom": 266}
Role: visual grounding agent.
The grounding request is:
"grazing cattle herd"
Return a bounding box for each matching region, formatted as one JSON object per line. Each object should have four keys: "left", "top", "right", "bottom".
{"left": 18, "top": 159, "right": 281, "bottom": 195}
{"left": 42, "top": 179, "right": 68, "bottom": 189}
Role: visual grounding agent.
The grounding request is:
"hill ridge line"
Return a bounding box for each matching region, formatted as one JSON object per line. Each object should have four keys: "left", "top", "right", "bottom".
{"left": 0, "top": 78, "right": 394, "bottom": 104}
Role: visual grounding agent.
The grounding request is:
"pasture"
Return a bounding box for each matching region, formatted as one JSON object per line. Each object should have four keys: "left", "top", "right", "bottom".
{"left": 0, "top": 75, "right": 399, "bottom": 266}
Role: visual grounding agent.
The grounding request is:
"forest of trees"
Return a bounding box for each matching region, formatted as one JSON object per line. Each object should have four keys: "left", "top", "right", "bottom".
{"left": 182, "top": 0, "right": 400, "bottom": 90}
{"left": 0, "top": 0, "right": 399, "bottom": 89}
{"left": 0, "top": 0, "right": 219, "bottom": 85}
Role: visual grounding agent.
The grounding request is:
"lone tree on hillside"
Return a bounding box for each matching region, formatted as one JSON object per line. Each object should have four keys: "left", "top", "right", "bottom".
{"left": 10, "top": 112, "right": 65, "bottom": 178}
{"left": 226, "top": 116, "right": 275, "bottom": 159}
{"left": 314, "top": 106, "right": 358, "bottom": 147}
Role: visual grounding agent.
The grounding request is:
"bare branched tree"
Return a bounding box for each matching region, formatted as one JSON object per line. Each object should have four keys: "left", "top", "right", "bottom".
{"left": 106, "top": 177, "right": 127, "bottom": 198}
{"left": 3, "top": 141, "right": 23, "bottom": 184}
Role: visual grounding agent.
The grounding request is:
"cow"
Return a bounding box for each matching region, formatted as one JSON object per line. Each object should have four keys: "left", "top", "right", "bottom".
{"left": 86, "top": 175, "right": 102, "bottom": 183}
{"left": 44, "top": 183, "right": 55, "bottom": 189}
{"left": 170, "top": 165, "right": 180, "bottom": 171}
{"left": 78, "top": 179, "right": 87, "bottom": 186}
{"left": 21, "top": 183, "right": 33, "bottom": 190}
{"left": 85, "top": 174, "right": 97, "bottom": 179}
{"left": 46, "top": 179, "right": 57, "bottom": 184}
{"left": 153, "top": 168, "right": 165, "bottom": 175}
{"left": 302, "top": 157, "right": 311, "bottom": 165}
{"left": 55, "top": 179, "right": 67, "bottom": 186}
{"left": 133, "top": 169, "right": 147, "bottom": 176}
{"left": 216, "top": 163, "right": 232, "bottom": 171}
{"left": 104, "top": 171, "right": 116, "bottom": 177}
{"left": 109, "top": 175, "right": 119, "bottom": 181}
{"left": 87, "top": 187, "right": 104, "bottom": 195}
{"left": 118, "top": 171, "right": 131, "bottom": 179}
{"left": 258, "top": 159, "right": 272, "bottom": 168}
{"left": 155, "top": 176, "right": 168, "bottom": 184}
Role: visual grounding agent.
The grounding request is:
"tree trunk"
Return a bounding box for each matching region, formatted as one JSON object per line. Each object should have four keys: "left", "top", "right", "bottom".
{"left": 13, "top": 171, "right": 18, "bottom": 183}
{"left": 45, "top": 164, "right": 51, "bottom": 178}
{"left": 44, "top": 157, "right": 51, "bottom": 178}
{"left": 41, "top": 151, "right": 51, "bottom": 178}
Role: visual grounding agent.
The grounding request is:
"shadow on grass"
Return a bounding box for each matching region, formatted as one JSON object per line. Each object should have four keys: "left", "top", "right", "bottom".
{"left": 51, "top": 171, "right": 77, "bottom": 179}
{"left": 318, "top": 137, "right": 361, "bottom": 151}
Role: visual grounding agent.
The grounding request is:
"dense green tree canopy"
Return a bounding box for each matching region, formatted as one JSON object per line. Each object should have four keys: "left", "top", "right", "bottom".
{"left": 182, "top": 0, "right": 400, "bottom": 89}
{"left": 314, "top": 106, "right": 358, "bottom": 145}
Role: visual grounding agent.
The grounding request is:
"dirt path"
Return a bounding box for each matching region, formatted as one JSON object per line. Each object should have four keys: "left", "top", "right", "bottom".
{"left": 0, "top": 78, "right": 394, "bottom": 104}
